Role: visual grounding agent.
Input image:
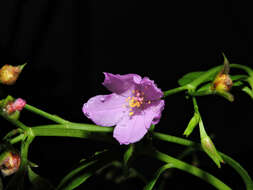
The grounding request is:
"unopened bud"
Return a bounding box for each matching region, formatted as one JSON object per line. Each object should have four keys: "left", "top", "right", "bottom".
{"left": 201, "top": 136, "right": 224, "bottom": 168}
{"left": 212, "top": 54, "right": 233, "bottom": 92}
{"left": 0, "top": 151, "right": 21, "bottom": 176}
{"left": 6, "top": 98, "right": 26, "bottom": 114}
{"left": 0, "top": 96, "right": 26, "bottom": 120}
{"left": 0, "top": 64, "right": 26, "bottom": 85}
{"left": 183, "top": 113, "right": 200, "bottom": 137}
{"left": 212, "top": 73, "right": 233, "bottom": 92}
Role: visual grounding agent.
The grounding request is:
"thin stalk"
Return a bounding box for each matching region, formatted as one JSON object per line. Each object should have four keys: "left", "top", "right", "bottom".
{"left": 230, "top": 64, "right": 253, "bottom": 76}
{"left": 24, "top": 104, "right": 70, "bottom": 124}
{"left": 9, "top": 134, "right": 25, "bottom": 144}
{"left": 163, "top": 85, "right": 188, "bottom": 97}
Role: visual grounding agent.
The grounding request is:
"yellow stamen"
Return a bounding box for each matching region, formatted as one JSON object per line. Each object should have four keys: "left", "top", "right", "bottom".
{"left": 129, "top": 111, "right": 134, "bottom": 116}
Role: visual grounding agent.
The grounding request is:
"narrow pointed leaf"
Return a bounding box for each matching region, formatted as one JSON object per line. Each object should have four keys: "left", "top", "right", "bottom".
{"left": 230, "top": 75, "right": 248, "bottom": 81}
{"left": 123, "top": 144, "right": 134, "bottom": 167}
{"left": 242, "top": 86, "right": 253, "bottom": 99}
{"left": 178, "top": 72, "right": 204, "bottom": 86}
{"left": 143, "top": 164, "right": 172, "bottom": 190}
{"left": 220, "top": 153, "right": 253, "bottom": 190}
{"left": 56, "top": 150, "right": 120, "bottom": 190}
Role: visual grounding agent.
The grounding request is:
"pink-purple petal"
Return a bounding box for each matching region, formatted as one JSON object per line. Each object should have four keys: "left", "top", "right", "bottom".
{"left": 144, "top": 100, "right": 165, "bottom": 125}
{"left": 102, "top": 73, "right": 142, "bottom": 96}
{"left": 113, "top": 113, "right": 150, "bottom": 145}
{"left": 139, "top": 77, "right": 163, "bottom": 100}
{"left": 82, "top": 93, "right": 127, "bottom": 126}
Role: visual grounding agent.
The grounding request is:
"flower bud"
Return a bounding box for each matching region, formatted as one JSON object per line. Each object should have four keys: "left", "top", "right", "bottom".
{"left": 0, "top": 64, "right": 26, "bottom": 85}
{"left": 212, "top": 53, "right": 233, "bottom": 92}
{"left": 183, "top": 112, "right": 200, "bottom": 137}
{"left": 6, "top": 98, "right": 26, "bottom": 114}
{"left": 0, "top": 96, "right": 26, "bottom": 120}
{"left": 212, "top": 73, "right": 233, "bottom": 92}
{"left": 201, "top": 136, "right": 224, "bottom": 168}
{"left": 0, "top": 151, "right": 21, "bottom": 176}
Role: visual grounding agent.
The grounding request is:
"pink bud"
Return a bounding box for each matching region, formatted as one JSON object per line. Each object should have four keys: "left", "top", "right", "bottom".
{"left": 12, "top": 98, "right": 26, "bottom": 111}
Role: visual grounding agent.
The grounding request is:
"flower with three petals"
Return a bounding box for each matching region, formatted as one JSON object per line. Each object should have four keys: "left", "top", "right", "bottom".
{"left": 83, "top": 73, "right": 165, "bottom": 145}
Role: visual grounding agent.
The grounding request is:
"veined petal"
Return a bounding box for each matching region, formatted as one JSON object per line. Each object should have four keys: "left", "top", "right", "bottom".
{"left": 82, "top": 93, "right": 127, "bottom": 126}
{"left": 102, "top": 73, "right": 142, "bottom": 96}
{"left": 144, "top": 100, "right": 165, "bottom": 125}
{"left": 138, "top": 77, "right": 163, "bottom": 100}
{"left": 113, "top": 113, "right": 151, "bottom": 145}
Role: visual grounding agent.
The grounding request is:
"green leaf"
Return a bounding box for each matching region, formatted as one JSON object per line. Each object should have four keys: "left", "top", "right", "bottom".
{"left": 178, "top": 72, "right": 204, "bottom": 86}
{"left": 27, "top": 166, "right": 55, "bottom": 190}
{"left": 123, "top": 144, "right": 134, "bottom": 168}
{"left": 230, "top": 75, "right": 248, "bottom": 81}
{"left": 242, "top": 86, "right": 253, "bottom": 99}
{"left": 56, "top": 150, "right": 120, "bottom": 190}
{"left": 221, "top": 153, "right": 253, "bottom": 190}
{"left": 143, "top": 164, "right": 172, "bottom": 190}
{"left": 183, "top": 112, "right": 200, "bottom": 137}
{"left": 233, "top": 81, "right": 244, "bottom": 87}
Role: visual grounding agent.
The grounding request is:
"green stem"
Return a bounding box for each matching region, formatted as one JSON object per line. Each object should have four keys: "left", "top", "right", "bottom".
{"left": 7, "top": 119, "right": 28, "bottom": 130}
{"left": 147, "top": 150, "right": 231, "bottom": 190}
{"left": 230, "top": 64, "right": 253, "bottom": 76}
{"left": 24, "top": 104, "right": 70, "bottom": 124}
{"left": 152, "top": 132, "right": 198, "bottom": 147}
{"left": 31, "top": 124, "right": 115, "bottom": 143}
{"left": 192, "top": 97, "right": 199, "bottom": 113}
{"left": 9, "top": 134, "right": 25, "bottom": 144}
{"left": 163, "top": 85, "right": 188, "bottom": 97}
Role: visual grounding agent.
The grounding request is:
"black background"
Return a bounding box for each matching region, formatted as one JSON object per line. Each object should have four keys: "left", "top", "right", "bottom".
{"left": 0, "top": 1, "right": 252, "bottom": 189}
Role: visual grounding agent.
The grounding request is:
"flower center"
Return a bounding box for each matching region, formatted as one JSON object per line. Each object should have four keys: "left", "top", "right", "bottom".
{"left": 125, "top": 90, "right": 151, "bottom": 116}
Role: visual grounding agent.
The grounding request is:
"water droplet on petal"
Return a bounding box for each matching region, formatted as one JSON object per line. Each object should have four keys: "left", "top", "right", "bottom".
{"left": 100, "top": 96, "right": 105, "bottom": 102}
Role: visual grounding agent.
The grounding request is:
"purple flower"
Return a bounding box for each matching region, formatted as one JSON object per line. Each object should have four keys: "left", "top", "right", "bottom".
{"left": 82, "top": 73, "right": 165, "bottom": 145}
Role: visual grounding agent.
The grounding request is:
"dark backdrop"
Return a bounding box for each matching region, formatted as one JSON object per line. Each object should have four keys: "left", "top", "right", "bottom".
{"left": 0, "top": 1, "right": 252, "bottom": 189}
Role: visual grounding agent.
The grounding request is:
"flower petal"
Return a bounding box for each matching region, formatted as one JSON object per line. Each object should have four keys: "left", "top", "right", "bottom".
{"left": 82, "top": 93, "right": 127, "bottom": 126}
{"left": 144, "top": 100, "right": 165, "bottom": 125}
{"left": 102, "top": 73, "right": 142, "bottom": 96}
{"left": 138, "top": 77, "right": 163, "bottom": 100}
{"left": 113, "top": 113, "right": 150, "bottom": 145}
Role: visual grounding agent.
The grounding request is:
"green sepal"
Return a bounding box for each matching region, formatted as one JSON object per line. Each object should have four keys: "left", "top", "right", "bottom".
{"left": 201, "top": 136, "right": 224, "bottom": 168}
{"left": 178, "top": 71, "right": 204, "bottom": 86}
{"left": 0, "top": 95, "right": 20, "bottom": 120}
{"left": 0, "top": 95, "right": 14, "bottom": 109}
{"left": 183, "top": 112, "right": 200, "bottom": 137}
{"left": 199, "top": 119, "right": 223, "bottom": 168}
{"left": 215, "top": 90, "right": 234, "bottom": 102}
